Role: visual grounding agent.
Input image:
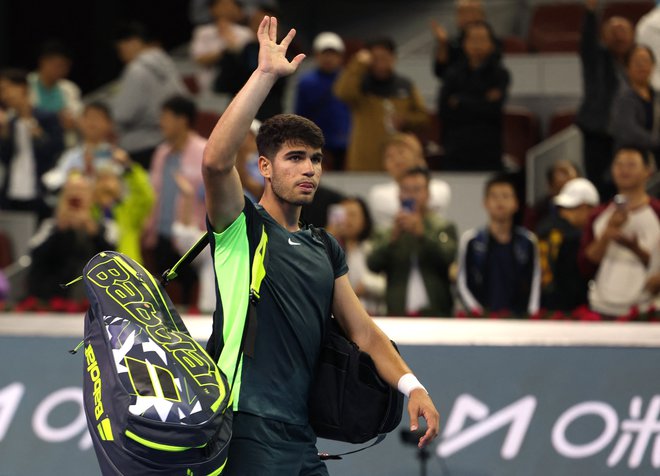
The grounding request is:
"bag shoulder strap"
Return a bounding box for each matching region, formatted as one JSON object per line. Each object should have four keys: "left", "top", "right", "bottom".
{"left": 161, "top": 227, "right": 268, "bottom": 389}
{"left": 161, "top": 232, "right": 210, "bottom": 285}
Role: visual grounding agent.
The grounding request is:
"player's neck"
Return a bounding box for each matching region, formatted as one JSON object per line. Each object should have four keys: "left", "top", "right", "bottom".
{"left": 259, "top": 192, "right": 302, "bottom": 232}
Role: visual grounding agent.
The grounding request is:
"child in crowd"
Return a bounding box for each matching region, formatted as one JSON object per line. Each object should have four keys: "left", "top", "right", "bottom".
{"left": 457, "top": 175, "right": 540, "bottom": 316}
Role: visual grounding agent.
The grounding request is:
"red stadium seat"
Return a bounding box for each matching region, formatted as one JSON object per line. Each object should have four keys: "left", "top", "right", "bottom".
{"left": 341, "top": 37, "right": 365, "bottom": 62}
{"left": 503, "top": 107, "right": 541, "bottom": 167}
{"left": 194, "top": 110, "right": 221, "bottom": 139}
{"left": 548, "top": 109, "right": 577, "bottom": 137}
{"left": 182, "top": 74, "right": 200, "bottom": 96}
{"left": 0, "top": 232, "right": 13, "bottom": 268}
{"left": 528, "top": 3, "right": 587, "bottom": 53}
{"left": 502, "top": 35, "right": 529, "bottom": 54}
{"left": 602, "top": 1, "right": 654, "bottom": 27}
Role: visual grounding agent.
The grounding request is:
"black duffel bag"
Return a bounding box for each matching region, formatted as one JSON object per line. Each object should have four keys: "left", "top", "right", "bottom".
{"left": 308, "top": 317, "right": 404, "bottom": 444}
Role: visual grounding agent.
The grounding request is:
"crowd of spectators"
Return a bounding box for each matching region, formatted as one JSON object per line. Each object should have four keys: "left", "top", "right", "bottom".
{"left": 2, "top": 0, "right": 660, "bottom": 322}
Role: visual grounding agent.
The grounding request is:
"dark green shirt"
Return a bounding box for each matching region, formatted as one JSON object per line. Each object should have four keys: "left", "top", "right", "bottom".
{"left": 207, "top": 197, "right": 347, "bottom": 425}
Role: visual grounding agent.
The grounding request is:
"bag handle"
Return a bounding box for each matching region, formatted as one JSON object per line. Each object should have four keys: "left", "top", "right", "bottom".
{"left": 318, "top": 434, "right": 388, "bottom": 461}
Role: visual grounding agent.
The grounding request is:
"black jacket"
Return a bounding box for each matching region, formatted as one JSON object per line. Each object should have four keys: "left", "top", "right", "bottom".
{"left": 537, "top": 215, "right": 589, "bottom": 311}
{"left": 439, "top": 54, "right": 510, "bottom": 170}
{"left": 576, "top": 10, "right": 626, "bottom": 134}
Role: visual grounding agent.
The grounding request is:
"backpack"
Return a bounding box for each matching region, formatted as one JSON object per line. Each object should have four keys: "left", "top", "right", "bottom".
{"left": 78, "top": 250, "right": 234, "bottom": 476}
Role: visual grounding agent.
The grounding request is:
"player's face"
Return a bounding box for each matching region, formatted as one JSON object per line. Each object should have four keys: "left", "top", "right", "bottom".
{"left": 263, "top": 142, "right": 323, "bottom": 206}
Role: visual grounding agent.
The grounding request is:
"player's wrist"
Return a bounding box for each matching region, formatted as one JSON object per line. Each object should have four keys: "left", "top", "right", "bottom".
{"left": 397, "top": 373, "right": 427, "bottom": 398}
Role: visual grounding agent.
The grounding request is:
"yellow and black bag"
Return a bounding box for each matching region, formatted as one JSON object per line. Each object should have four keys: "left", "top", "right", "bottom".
{"left": 79, "top": 250, "right": 234, "bottom": 476}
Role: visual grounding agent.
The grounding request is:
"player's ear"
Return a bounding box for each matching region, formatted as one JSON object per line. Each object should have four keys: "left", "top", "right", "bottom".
{"left": 259, "top": 156, "right": 271, "bottom": 178}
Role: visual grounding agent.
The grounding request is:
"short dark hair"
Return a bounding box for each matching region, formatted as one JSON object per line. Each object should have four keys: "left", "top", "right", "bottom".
{"left": 161, "top": 95, "right": 197, "bottom": 127}
{"left": 115, "top": 21, "right": 151, "bottom": 43}
{"left": 545, "top": 159, "right": 580, "bottom": 186}
{"left": 401, "top": 165, "right": 431, "bottom": 184}
{"left": 484, "top": 173, "right": 516, "bottom": 197}
{"left": 366, "top": 37, "right": 396, "bottom": 53}
{"left": 462, "top": 20, "right": 497, "bottom": 45}
{"left": 0, "top": 68, "right": 28, "bottom": 87}
{"left": 256, "top": 114, "right": 324, "bottom": 159}
{"left": 614, "top": 146, "right": 652, "bottom": 166}
{"left": 38, "top": 40, "right": 72, "bottom": 61}
{"left": 84, "top": 101, "right": 113, "bottom": 121}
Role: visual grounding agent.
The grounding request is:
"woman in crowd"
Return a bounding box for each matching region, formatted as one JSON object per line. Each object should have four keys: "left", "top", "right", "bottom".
{"left": 326, "top": 197, "right": 386, "bottom": 315}
{"left": 611, "top": 44, "right": 660, "bottom": 163}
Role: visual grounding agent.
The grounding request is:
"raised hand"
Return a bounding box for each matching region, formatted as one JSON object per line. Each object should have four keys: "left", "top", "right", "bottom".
{"left": 430, "top": 19, "right": 448, "bottom": 43}
{"left": 257, "top": 16, "right": 305, "bottom": 78}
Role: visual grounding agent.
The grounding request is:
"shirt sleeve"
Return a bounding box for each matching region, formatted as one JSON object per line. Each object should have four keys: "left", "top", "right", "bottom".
{"left": 324, "top": 231, "right": 349, "bottom": 279}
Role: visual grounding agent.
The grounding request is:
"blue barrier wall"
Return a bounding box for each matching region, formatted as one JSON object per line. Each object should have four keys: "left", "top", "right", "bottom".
{"left": 1, "top": 320, "right": 660, "bottom": 476}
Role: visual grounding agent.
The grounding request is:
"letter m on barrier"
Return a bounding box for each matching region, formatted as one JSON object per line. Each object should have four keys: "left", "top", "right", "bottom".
{"left": 437, "top": 394, "right": 537, "bottom": 460}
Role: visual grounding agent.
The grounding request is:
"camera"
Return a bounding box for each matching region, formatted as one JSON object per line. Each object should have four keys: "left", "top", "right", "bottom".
{"left": 401, "top": 198, "right": 415, "bottom": 212}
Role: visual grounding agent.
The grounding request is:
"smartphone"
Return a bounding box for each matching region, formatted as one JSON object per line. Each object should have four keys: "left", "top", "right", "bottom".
{"left": 613, "top": 194, "right": 627, "bottom": 210}
{"left": 401, "top": 198, "right": 415, "bottom": 212}
{"left": 327, "top": 204, "right": 347, "bottom": 227}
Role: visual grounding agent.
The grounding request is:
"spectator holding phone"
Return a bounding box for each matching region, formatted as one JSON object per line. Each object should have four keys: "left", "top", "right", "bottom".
{"left": 326, "top": 197, "right": 386, "bottom": 315}
{"left": 579, "top": 147, "right": 660, "bottom": 317}
{"left": 368, "top": 166, "right": 458, "bottom": 316}
{"left": 26, "top": 173, "right": 114, "bottom": 300}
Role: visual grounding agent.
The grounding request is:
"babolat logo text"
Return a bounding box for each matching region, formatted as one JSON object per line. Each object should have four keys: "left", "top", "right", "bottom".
{"left": 85, "top": 344, "right": 104, "bottom": 420}
{"left": 86, "top": 256, "right": 220, "bottom": 394}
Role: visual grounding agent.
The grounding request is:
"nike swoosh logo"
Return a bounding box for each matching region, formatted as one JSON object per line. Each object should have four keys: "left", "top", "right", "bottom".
{"left": 288, "top": 238, "right": 301, "bottom": 246}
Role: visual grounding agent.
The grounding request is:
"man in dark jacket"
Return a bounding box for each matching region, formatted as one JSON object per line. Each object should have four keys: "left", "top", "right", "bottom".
{"left": 439, "top": 20, "right": 510, "bottom": 171}
{"left": 0, "top": 68, "right": 64, "bottom": 221}
{"left": 577, "top": 0, "right": 634, "bottom": 197}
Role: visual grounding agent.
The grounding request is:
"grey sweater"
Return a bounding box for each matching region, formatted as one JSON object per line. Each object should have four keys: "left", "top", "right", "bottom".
{"left": 112, "top": 48, "right": 187, "bottom": 153}
{"left": 610, "top": 84, "right": 660, "bottom": 152}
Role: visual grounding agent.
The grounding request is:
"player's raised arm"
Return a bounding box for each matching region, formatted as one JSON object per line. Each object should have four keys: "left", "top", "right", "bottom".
{"left": 202, "top": 16, "right": 305, "bottom": 231}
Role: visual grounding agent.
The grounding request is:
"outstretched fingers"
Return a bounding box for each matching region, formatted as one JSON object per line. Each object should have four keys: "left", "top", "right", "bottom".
{"left": 269, "top": 16, "right": 278, "bottom": 42}
{"left": 280, "top": 27, "right": 297, "bottom": 50}
{"left": 257, "top": 15, "right": 270, "bottom": 42}
{"left": 290, "top": 53, "right": 306, "bottom": 70}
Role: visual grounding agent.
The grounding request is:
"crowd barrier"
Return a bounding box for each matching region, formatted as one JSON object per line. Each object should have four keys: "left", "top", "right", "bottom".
{"left": 1, "top": 314, "right": 659, "bottom": 476}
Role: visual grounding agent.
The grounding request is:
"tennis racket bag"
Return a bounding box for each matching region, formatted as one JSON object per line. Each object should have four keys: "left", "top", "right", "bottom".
{"left": 80, "top": 251, "right": 232, "bottom": 475}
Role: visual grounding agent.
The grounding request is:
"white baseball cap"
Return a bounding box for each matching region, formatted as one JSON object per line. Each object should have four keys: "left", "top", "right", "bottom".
{"left": 554, "top": 178, "right": 600, "bottom": 208}
{"left": 313, "top": 32, "right": 345, "bottom": 53}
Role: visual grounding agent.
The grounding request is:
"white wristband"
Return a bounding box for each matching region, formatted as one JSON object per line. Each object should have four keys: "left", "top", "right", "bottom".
{"left": 397, "top": 373, "right": 426, "bottom": 398}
